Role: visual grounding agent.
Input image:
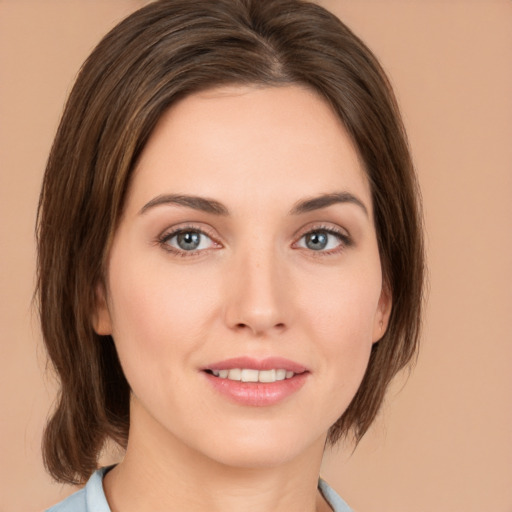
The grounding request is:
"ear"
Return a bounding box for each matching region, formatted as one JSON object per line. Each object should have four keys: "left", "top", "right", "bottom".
{"left": 372, "top": 282, "right": 392, "bottom": 343}
{"left": 92, "top": 282, "right": 113, "bottom": 335}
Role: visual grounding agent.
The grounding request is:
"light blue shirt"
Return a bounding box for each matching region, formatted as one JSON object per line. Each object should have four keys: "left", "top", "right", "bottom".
{"left": 47, "top": 466, "right": 353, "bottom": 512}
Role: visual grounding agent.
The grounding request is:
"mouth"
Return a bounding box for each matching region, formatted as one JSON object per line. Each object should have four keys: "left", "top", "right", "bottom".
{"left": 205, "top": 368, "right": 297, "bottom": 383}
{"left": 202, "top": 357, "right": 309, "bottom": 406}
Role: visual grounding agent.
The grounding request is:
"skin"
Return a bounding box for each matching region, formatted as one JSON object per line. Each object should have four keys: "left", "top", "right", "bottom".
{"left": 94, "top": 85, "right": 391, "bottom": 512}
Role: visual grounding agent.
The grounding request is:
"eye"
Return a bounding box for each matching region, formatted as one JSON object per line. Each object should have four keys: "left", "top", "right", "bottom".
{"left": 160, "top": 228, "right": 218, "bottom": 254}
{"left": 296, "top": 228, "right": 350, "bottom": 252}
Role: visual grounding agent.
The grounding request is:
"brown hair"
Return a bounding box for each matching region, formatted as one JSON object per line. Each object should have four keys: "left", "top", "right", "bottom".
{"left": 37, "top": 0, "right": 424, "bottom": 484}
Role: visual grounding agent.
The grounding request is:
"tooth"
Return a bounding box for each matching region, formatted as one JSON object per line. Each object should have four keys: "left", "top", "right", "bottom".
{"left": 227, "top": 368, "right": 242, "bottom": 381}
{"left": 241, "top": 369, "right": 259, "bottom": 382}
{"left": 275, "top": 369, "right": 286, "bottom": 381}
{"left": 214, "top": 368, "right": 296, "bottom": 382}
{"left": 258, "top": 369, "right": 276, "bottom": 383}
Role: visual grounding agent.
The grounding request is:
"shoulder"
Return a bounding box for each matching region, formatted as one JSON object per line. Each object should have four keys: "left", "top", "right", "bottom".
{"left": 45, "top": 467, "right": 112, "bottom": 512}
{"left": 318, "top": 478, "right": 354, "bottom": 512}
{"left": 46, "top": 487, "right": 87, "bottom": 512}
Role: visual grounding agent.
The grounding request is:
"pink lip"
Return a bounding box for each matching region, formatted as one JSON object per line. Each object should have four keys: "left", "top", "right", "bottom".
{"left": 205, "top": 356, "right": 307, "bottom": 373}
{"left": 202, "top": 357, "right": 309, "bottom": 407}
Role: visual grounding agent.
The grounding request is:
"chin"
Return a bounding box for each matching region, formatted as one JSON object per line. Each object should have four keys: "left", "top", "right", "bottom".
{"left": 189, "top": 426, "right": 326, "bottom": 470}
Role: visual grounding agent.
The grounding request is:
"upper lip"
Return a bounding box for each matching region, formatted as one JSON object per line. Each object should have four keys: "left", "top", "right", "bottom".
{"left": 204, "top": 357, "right": 307, "bottom": 374}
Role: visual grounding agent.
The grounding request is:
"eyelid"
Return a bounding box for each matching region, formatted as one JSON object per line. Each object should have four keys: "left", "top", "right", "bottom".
{"left": 292, "top": 223, "right": 352, "bottom": 254}
{"left": 155, "top": 221, "right": 352, "bottom": 257}
{"left": 157, "top": 223, "right": 222, "bottom": 256}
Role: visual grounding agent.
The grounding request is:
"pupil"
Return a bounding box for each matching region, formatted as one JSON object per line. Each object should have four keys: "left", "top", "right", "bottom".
{"left": 306, "top": 232, "right": 327, "bottom": 250}
{"left": 177, "top": 231, "right": 201, "bottom": 250}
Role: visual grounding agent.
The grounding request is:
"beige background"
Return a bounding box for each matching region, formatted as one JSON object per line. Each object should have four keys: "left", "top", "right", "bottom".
{"left": 1, "top": 1, "right": 511, "bottom": 511}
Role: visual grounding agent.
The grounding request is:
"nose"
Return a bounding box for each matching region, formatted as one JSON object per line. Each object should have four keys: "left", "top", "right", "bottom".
{"left": 223, "top": 247, "right": 291, "bottom": 337}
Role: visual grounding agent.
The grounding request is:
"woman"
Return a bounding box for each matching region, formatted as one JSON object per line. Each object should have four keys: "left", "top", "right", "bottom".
{"left": 37, "top": 0, "right": 424, "bottom": 511}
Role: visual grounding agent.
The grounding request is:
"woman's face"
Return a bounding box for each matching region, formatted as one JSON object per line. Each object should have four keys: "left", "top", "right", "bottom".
{"left": 95, "top": 85, "right": 390, "bottom": 468}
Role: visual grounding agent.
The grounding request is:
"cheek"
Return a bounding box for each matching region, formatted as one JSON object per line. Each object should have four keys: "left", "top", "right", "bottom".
{"left": 307, "top": 285, "right": 377, "bottom": 424}
{"left": 301, "top": 266, "right": 381, "bottom": 342}
{"left": 297, "top": 265, "right": 381, "bottom": 392}
{"left": 106, "top": 257, "right": 218, "bottom": 366}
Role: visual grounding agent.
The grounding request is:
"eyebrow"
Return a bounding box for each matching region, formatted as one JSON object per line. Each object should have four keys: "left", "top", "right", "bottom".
{"left": 289, "top": 192, "right": 368, "bottom": 217}
{"left": 139, "top": 191, "right": 368, "bottom": 217}
{"left": 140, "top": 194, "right": 229, "bottom": 216}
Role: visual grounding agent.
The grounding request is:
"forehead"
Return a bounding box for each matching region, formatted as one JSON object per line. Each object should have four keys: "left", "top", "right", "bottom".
{"left": 128, "top": 85, "right": 371, "bottom": 214}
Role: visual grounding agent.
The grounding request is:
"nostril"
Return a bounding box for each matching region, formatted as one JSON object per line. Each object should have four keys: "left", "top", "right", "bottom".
{"left": 235, "top": 322, "right": 286, "bottom": 332}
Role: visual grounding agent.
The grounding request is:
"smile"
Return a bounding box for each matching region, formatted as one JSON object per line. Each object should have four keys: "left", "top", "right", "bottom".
{"left": 203, "top": 357, "right": 309, "bottom": 406}
{"left": 208, "top": 368, "right": 295, "bottom": 383}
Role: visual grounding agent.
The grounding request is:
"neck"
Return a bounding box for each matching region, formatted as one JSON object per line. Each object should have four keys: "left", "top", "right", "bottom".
{"left": 103, "top": 399, "right": 330, "bottom": 512}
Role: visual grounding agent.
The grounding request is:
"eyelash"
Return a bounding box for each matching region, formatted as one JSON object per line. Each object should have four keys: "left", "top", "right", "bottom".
{"left": 157, "top": 225, "right": 220, "bottom": 257}
{"left": 294, "top": 225, "right": 352, "bottom": 256}
{"left": 157, "top": 224, "right": 352, "bottom": 257}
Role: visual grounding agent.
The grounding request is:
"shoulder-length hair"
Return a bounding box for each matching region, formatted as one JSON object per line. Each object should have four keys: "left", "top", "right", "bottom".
{"left": 37, "top": 0, "right": 424, "bottom": 484}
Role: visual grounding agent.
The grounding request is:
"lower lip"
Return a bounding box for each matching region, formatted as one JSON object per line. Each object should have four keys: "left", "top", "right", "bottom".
{"left": 204, "top": 372, "right": 308, "bottom": 407}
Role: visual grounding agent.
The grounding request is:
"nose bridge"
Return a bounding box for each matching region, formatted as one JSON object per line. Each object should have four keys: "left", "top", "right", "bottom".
{"left": 224, "top": 238, "right": 290, "bottom": 335}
